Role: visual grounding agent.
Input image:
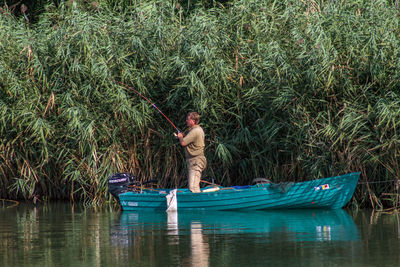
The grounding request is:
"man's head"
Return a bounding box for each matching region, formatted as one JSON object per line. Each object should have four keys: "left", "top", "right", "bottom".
{"left": 186, "top": 112, "right": 200, "bottom": 127}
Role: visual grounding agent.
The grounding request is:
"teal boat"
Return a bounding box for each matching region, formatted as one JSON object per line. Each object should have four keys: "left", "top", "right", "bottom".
{"left": 108, "top": 172, "right": 360, "bottom": 211}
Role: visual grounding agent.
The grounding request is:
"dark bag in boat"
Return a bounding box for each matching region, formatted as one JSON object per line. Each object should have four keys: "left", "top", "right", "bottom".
{"left": 108, "top": 173, "right": 136, "bottom": 200}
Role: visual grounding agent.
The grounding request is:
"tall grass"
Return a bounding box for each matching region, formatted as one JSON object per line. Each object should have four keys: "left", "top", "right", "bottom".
{"left": 1, "top": 0, "right": 400, "bottom": 207}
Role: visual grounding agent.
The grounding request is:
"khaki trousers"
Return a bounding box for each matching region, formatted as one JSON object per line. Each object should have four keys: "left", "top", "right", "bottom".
{"left": 187, "top": 156, "right": 206, "bottom": 193}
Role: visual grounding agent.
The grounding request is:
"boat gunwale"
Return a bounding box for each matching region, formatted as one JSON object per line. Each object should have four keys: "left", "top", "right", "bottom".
{"left": 119, "top": 172, "right": 360, "bottom": 197}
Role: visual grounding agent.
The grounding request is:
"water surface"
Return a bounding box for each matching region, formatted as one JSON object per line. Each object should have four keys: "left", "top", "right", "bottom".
{"left": 0, "top": 203, "right": 399, "bottom": 266}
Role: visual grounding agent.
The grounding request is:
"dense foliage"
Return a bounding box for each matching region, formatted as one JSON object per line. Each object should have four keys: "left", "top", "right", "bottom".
{"left": 1, "top": 0, "right": 399, "bottom": 207}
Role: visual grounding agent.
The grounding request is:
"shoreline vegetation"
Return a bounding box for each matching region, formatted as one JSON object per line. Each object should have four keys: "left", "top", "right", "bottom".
{"left": 1, "top": 0, "right": 400, "bottom": 209}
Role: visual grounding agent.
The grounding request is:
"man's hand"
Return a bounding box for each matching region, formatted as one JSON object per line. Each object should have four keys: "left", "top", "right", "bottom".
{"left": 177, "top": 132, "right": 186, "bottom": 146}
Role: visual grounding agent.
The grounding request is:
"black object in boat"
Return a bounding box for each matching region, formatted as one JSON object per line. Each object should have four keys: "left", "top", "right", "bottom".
{"left": 108, "top": 173, "right": 137, "bottom": 201}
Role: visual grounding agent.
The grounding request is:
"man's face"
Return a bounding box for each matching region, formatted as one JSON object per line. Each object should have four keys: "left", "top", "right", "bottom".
{"left": 186, "top": 115, "right": 195, "bottom": 127}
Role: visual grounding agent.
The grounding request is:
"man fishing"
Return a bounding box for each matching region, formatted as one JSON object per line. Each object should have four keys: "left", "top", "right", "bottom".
{"left": 177, "top": 112, "right": 207, "bottom": 193}
{"left": 117, "top": 83, "right": 207, "bottom": 192}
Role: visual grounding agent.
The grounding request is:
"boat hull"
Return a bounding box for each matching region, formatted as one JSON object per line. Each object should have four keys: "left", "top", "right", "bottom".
{"left": 117, "top": 172, "right": 360, "bottom": 211}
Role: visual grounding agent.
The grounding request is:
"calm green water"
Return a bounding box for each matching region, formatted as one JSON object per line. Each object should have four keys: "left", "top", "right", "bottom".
{"left": 0, "top": 203, "right": 399, "bottom": 267}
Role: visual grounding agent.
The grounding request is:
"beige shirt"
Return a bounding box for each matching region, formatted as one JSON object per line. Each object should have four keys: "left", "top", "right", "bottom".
{"left": 183, "top": 125, "right": 205, "bottom": 159}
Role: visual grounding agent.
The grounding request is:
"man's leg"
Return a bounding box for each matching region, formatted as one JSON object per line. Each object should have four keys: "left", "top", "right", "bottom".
{"left": 188, "top": 167, "right": 201, "bottom": 193}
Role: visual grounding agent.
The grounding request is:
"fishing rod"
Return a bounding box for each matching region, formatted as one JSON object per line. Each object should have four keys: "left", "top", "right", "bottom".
{"left": 116, "top": 81, "right": 181, "bottom": 133}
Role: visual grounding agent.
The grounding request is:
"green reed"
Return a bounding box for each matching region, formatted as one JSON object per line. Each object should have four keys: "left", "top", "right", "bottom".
{"left": 1, "top": 0, "right": 400, "bottom": 207}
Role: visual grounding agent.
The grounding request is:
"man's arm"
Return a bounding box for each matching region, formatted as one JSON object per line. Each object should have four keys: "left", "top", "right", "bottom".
{"left": 177, "top": 132, "right": 187, "bottom": 146}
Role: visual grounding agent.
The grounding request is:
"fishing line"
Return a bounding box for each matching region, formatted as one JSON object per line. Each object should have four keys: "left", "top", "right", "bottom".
{"left": 116, "top": 81, "right": 181, "bottom": 133}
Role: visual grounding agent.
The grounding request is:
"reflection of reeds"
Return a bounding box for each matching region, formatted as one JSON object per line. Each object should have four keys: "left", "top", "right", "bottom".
{"left": 0, "top": 199, "right": 19, "bottom": 208}
{"left": 1, "top": 1, "right": 400, "bottom": 207}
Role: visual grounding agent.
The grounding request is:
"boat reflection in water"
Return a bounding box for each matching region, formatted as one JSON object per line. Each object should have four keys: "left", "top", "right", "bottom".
{"left": 111, "top": 209, "right": 359, "bottom": 266}
{"left": 117, "top": 209, "right": 359, "bottom": 241}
